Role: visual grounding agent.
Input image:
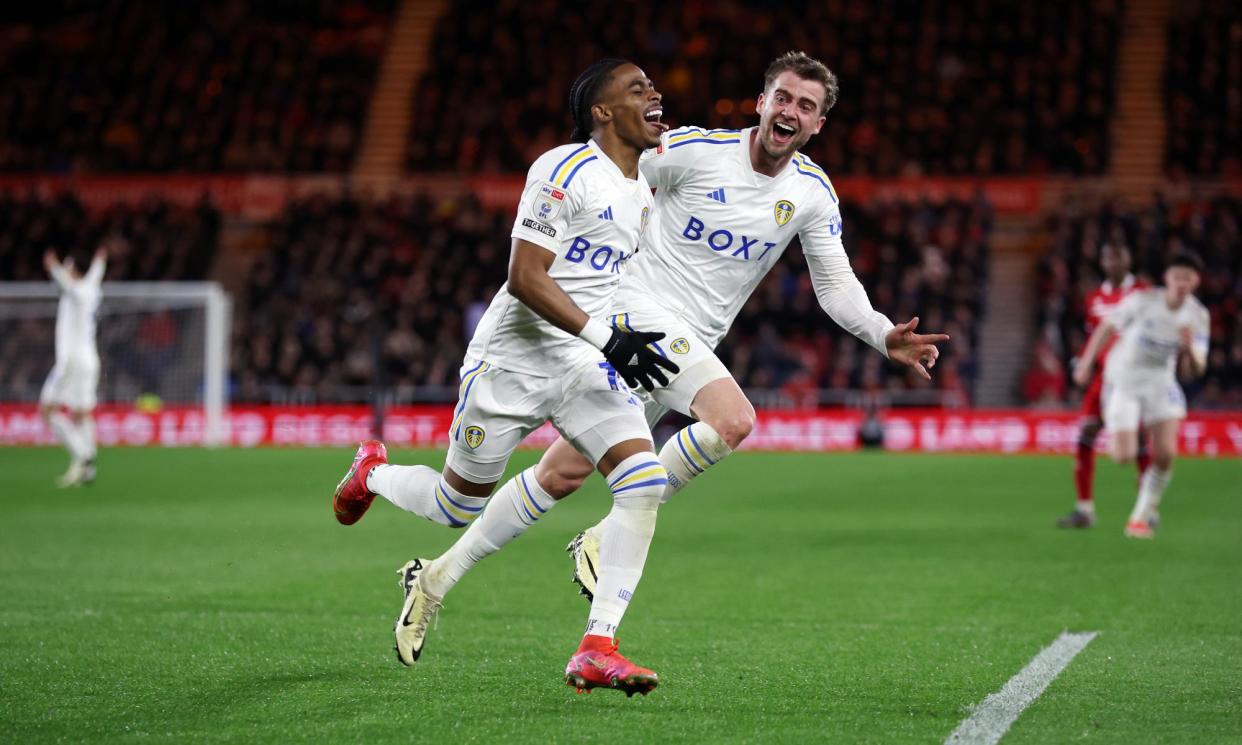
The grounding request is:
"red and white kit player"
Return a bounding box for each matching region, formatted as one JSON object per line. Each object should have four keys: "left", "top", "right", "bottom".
{"left": 1057, "top": 243, "right": 1148, "bottom": 528}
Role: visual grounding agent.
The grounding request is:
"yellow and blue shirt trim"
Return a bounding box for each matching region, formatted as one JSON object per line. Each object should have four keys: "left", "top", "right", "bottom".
{"left": 549, "top": 144, "right": 598, "bottom": 189}
{"left": 792, "top": 154, "right": 838, "bottom": 203}
{"left": 667, "top": 127, "right": 742, "bottom": 149}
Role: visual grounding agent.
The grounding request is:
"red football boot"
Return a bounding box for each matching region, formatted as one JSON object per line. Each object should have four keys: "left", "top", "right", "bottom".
{"left": 564, "top": 636, "right": 659, "bottom": 697}
{"left": 332, "top": 440, "right": 388, "bottom": 525}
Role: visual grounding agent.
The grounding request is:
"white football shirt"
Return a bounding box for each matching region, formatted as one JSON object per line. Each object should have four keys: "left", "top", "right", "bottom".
{"left": 50, "top": 256, "right": 104, "bottom": 364}
{"left": 621, "top": 126, "right": 893, "bottom": 353}
{"left": 467, "top": 140, "right": 654, "bottom": 376}
{"left": 1103, "top": 287, "right": 1210, "bottom": 387}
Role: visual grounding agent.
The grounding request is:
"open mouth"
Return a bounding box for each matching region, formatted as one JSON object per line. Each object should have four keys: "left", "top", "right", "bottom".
{"left": 772, "top": 121, "right": 796, "bottom": 144}
{"left": 644, "top": 106, "right": 668, "bottom": 134}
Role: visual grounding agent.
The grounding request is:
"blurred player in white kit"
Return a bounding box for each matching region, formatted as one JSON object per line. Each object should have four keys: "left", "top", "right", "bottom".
{"left": 1073, "top": 251, "right": 1209, "bottom": 539}
{"left": 40, "top": 246, "right": 106, "bottom": 487}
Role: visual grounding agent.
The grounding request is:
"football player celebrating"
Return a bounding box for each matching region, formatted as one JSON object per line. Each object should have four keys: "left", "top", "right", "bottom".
{"left": 331, "top": 59, "right": 677, "bottom": 695}
{"left": 1072, "top": 251, "right": 1209, "bottom": 538}
{"left": 40, "top": 246, "right": 106, "bottom": 487}
{"left": 379, "top": 52, "right": 947, "bottom": 608}
{"left": 1057, "top": 243, "right": 1149, "bottom": 529}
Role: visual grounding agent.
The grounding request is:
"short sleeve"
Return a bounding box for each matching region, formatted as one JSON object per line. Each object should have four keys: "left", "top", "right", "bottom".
{"left": 1107, "top": 291, "right": 1144, "bottom": 330}
{"left": 510, "top": 160, "right": 583, "bottom": 252}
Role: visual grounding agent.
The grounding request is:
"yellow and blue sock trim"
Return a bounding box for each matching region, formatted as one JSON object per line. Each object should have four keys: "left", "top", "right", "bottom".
{"left": 435, "top": 479, "right": 484, "bottom": 527}
{"left": 607, "top": 459, "right": 668, "bottom": 495}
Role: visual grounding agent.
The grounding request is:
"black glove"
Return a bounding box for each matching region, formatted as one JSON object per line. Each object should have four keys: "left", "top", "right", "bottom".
{"left": 600, "top": 329, "right": 680, "bottom": 392}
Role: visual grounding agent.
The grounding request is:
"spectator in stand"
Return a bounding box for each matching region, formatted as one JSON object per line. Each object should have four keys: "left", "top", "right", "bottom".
{"left": 1022, "top": 339, "right": 1068, "bottom": 407}
{"left": 1165, "top": 0, "right": 1242, "bottom": 176}
{"left": 0, "top": 0, "right": 393, "bottom": 172}
{"left": 409, "top": 1, "right": 1118, "bottom": 176}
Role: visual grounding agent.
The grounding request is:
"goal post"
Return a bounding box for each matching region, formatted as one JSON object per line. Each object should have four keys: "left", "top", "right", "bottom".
{"left": 0, "top": 281, "right": 232, "bottom": 446}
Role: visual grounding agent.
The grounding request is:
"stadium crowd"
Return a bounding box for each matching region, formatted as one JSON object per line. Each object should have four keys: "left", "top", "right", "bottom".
{"left": 0, "top": 0, "right": 392, "bottom": 172}
{"left": 1030, "top": 192, "right": 1242, "bottom": 408}
{"left": 408, "top": 0, "right": 1118, "bottom": 176}
{"left": 230, "top": 192, "right": 989, "bottom": 406}
{"left": 1165, "top": 0, "right": 1242, "bottom": 176}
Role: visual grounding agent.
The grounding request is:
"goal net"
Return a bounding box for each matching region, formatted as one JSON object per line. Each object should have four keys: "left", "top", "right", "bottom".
{"left": 0, "top": 282, "right": 231, "bottom": 446}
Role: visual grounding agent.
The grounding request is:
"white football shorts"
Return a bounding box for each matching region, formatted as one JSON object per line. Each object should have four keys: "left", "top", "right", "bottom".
{"left": 609, "top": 295, "right": 732, "bottom": 428}
{"left": 444, "top": 356, "right": 653, "bottom": 483}
{"left": 1103, "top": 375, "right": 1187, "bottom": 432}
{"left": 39, "top": 355, "right": 100, "bottom": 411}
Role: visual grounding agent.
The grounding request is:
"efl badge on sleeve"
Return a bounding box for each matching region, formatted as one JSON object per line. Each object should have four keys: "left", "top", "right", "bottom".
{"left": 639, "top": 206, "right": 650, "bottom": 235}
{"left": 535, "top": 183, "right": 566, "bottom": 223}
{"left": 774, "top": 200, "right": 795, "bottom": 227}
{"left": 464, "top": 426, "right": 486, "bottom": 449}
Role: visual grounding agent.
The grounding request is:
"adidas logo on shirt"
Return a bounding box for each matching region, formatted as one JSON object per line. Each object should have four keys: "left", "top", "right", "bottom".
{"left": 598, "top": 206, "right": 614, "bottom": 220}
{"left": 706, "top": 188, "right": 726, "bottom": 204}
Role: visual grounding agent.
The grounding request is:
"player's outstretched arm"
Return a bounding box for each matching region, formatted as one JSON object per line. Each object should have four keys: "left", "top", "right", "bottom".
{"left": 1072, "top": 320, "right": 1114, "bottom": 387}
{"left": 885, "top": 317, "right": 950, "bottom": 381}
{"left": 43, "top": 249, "right": 73, "bottom": 289}
{"left": 507, "top": 239, "right": 677, "bottom": 390}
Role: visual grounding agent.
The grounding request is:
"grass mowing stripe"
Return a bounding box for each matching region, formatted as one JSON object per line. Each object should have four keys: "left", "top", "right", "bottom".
{"left": 946, "top": 631, "right": 1098, "bottom": 745}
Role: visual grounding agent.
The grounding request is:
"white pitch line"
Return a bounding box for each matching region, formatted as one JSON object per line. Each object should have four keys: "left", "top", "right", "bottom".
{"left": 945, "top": 631, "right": 1098, "bottom": 745}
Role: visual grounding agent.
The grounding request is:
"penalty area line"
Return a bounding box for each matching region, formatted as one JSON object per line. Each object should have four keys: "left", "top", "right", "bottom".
{"left": 945, "top": 630, "right": 1098, "bottom": 745}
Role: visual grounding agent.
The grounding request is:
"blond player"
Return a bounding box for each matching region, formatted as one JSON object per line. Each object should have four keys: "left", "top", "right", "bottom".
{"left": 1073, "top": 251, "right": 1209, "bottom": 538}
{"left": 40, "top": 246, "right": 106, "bottom": 487}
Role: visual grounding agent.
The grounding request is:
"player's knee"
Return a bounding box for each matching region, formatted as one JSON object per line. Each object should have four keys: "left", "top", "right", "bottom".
{"left": 1153, "top": 453, "right": 1174, "bottom": 471}
{"left": 1079, "top": 420, "right": 1102, "bottom": 442}
{"left": 710, "top": 405, "right": 755, "bottom": 449}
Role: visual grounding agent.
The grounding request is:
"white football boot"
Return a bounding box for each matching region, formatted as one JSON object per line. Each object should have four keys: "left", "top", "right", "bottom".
{"left": 565, "top": 522, "right": 604, "bottom": 602}
{"left": 394, "top": 558, "right": 442, "bottom": 666}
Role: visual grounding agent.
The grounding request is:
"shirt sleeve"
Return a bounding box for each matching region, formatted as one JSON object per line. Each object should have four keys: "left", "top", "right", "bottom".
{"left": 1106, "top": 291, "right": 1144, "bottom": 330}
{"left": 84, "top": 254, "right": 106, "bottom": 286}
{"left": 638, "top": 128, "right": 707, "bottom": 190}
{"left": 799, "top": 199, "right": 895, "bottom": 357}
{"left": 510, "top": 159, "right": 583, "bottom": 253}
{"left": 48, "top": 261, "right": 74, "bottom": 292}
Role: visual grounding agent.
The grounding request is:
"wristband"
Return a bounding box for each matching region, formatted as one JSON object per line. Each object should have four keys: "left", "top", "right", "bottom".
{"left": 579, "top": 317, "right": 612, "bottom": 350}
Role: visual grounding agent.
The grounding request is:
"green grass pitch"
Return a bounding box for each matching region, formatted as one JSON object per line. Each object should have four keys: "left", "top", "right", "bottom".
{"left": 1, "top": 447, "right": 1239, "bottom": 743}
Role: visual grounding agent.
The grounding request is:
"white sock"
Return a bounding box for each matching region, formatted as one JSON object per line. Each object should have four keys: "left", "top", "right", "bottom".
{"left": 366, "top": 464, "right": 488, "bottom": 527}
{"left": 585, "top": 453, "right": 668, "bottom": 639}
{"left": 1129, "top": 466, "right": 1172, "bottom": 524}
{"left": 48, "top": 411, "right": 85, "bottom": 462}
{"left": 657, "top": 422, "right": 732, "bottom": 503}
{"left": 77, "top": 417, "right": 96, "bottom": 461}
{"left": 422, "top": 467, "right": 557, "bottom": 597}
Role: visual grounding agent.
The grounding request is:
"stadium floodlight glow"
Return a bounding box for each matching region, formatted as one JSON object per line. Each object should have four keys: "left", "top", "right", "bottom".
{"left": 0, "top": 281, "right": 232, "bottom": 446}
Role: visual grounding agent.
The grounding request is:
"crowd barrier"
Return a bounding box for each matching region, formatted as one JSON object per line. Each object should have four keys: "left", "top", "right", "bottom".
{"left": 2, "top": 405, "right": 1239, "bottom": 457}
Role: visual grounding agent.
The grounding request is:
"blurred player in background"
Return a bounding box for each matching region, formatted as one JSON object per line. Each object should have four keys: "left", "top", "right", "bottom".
{"left": 332, "top": 59, "right": 678, "bottom": 695}
{"left": 1057, "top": 243, "right": 1149, "bottom": 529}
{"left": 40, "top": 246, "right": 106, "bottom": 487}
{"left": 1073, "top": 251, "right": 1209, "bottom": 539}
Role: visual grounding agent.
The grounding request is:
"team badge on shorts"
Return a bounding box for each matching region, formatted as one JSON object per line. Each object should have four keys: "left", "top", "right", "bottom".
{"left": 774, "top": 200, "right": 795, "bottom": 227}
{"left": 670, "top": 338, "right": 690, "bottom": 354}
{"left": 464, "top": 426, "right": 486, "bottom": 449}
